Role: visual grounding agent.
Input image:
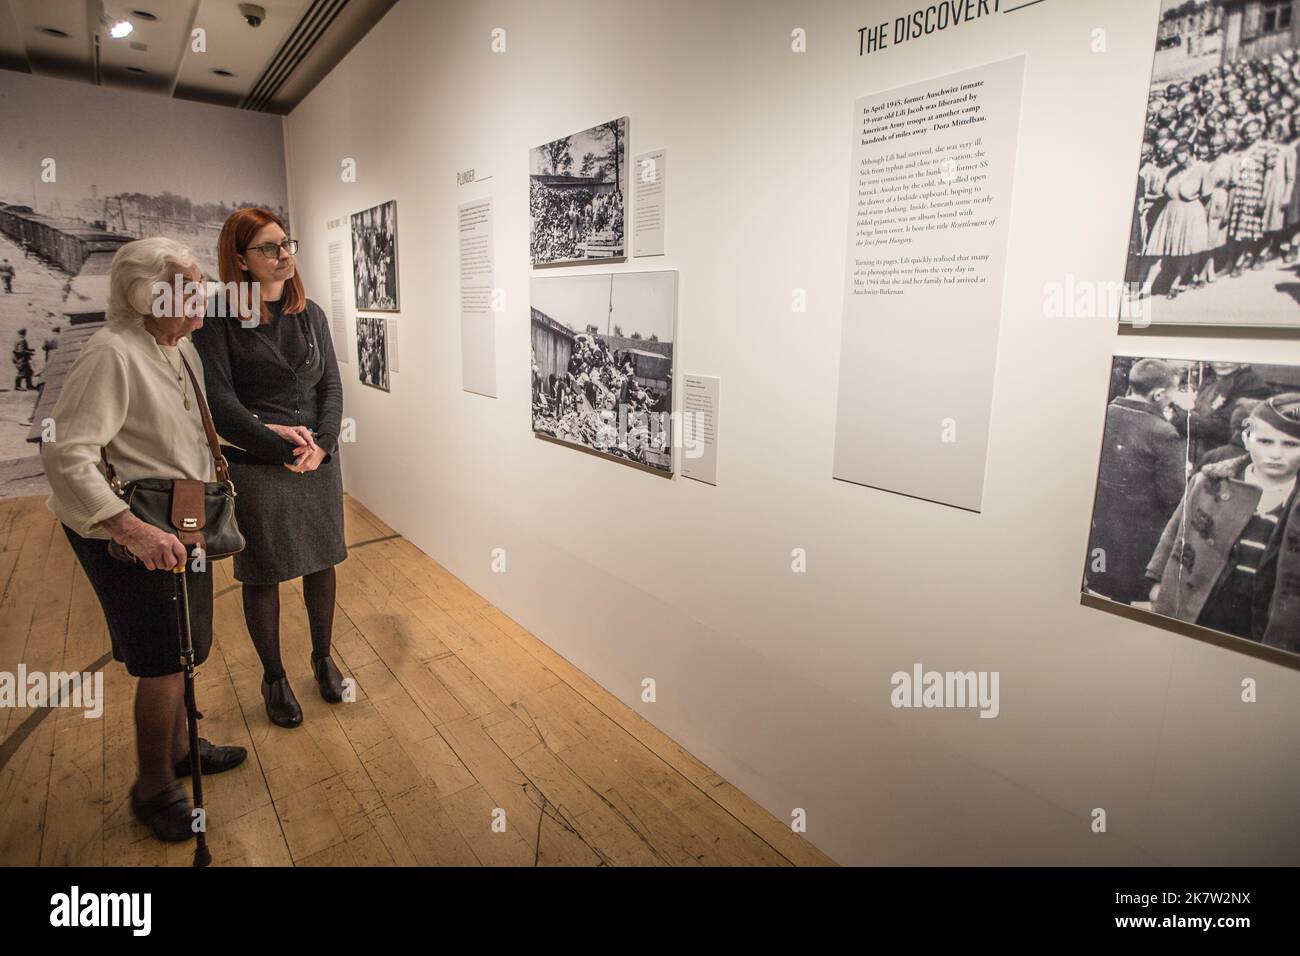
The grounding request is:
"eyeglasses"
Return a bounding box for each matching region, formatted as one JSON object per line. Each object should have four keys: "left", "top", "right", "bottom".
{"left": 246, "top": 238, "right": 299, "bottom": 260}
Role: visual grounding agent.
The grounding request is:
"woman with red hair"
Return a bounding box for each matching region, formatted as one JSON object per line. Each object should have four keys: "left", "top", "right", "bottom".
{"left": 192, "top": 207, "right": 347, "bottom": 728}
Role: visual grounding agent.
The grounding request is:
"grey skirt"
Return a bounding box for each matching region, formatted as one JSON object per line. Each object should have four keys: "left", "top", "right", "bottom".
{"left": 227, "top": 450, "right": 347, "bottom": 585}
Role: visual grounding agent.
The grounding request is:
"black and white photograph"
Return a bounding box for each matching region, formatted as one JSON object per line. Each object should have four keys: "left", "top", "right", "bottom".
{"left": 1083, "top": 355, "right": 1300, "bottom": 656}
{"left": 531, "top": 270, "right": 675, "bottom": 474}
{"left": 529, "top": 117, "right": 628, "bottom": 266}
{"left": 1124, "top": 0, "right": 1300, "bottom": 326}
{"left": 351, "top": 199, "right": 400, "bottom": 311}
{"left": 0, "top": 70, "right": 289, "bottom": 501}
{"left": 357, "top": 314, "right": 390, "bottom": 392}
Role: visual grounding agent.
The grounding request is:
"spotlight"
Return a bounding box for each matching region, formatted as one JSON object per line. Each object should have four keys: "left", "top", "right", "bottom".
{"left": 108, "top": 19, "right": 133, "bottom": 38}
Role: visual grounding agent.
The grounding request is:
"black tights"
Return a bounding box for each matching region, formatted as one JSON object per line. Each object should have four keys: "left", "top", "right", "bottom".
{"left": 242, "top": 567, "right": 337, "bottom": 681}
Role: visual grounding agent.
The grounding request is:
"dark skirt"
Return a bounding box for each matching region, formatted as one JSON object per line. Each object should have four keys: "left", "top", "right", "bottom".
{"left": 227, "top": 449, "right": 347, "bottom": 585}
{"left": 63, "top": 525, "right": 213, "bottom": 678}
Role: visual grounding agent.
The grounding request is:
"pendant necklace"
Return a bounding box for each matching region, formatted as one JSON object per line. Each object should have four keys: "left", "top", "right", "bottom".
{"left": 158, "top": 345, "right": 191, "bottom": 411}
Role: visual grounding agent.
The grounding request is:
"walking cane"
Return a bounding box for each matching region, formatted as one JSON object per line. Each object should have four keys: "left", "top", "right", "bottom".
{"left": 173, "top": 558, "right": 212, "bottom": 868}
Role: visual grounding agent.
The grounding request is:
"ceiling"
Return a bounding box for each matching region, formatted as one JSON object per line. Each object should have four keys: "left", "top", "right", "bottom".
{"left": 0, "top": 0, "right": 396, "bottom": 113}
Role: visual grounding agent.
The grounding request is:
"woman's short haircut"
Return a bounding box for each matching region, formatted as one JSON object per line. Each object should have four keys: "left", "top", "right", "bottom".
{"left": 107, "top": 237, "right": 198, "bottom": 323}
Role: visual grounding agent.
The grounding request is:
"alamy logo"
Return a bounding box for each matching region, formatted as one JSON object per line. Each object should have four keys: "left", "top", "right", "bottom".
{"left": 0, "top": 667, "right": 103, "bottom": 718}
{"left": 890, "top": 663, "right": 999, "bottom": 718}
{"left": 49, "top": 886, "right": 151, "bottom": 936}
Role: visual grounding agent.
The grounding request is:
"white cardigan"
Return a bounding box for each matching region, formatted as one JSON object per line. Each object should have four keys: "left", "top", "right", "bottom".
{"left": 41, "top": 318, "right": 215, "bottom": 539}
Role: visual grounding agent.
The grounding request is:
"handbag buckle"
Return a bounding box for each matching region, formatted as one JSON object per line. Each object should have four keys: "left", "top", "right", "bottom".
{"left": 181, "top": 517, "right": 199, "bottom": 530}
{"left": 216, "top": 454, "right": 236, "bottom": 497}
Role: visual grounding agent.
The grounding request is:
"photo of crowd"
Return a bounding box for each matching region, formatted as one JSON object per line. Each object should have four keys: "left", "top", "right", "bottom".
{"left": 1084, "top": 356, "right": 1300, "bottom": 655}
{"left": 357, "top": 314, "right": 390, "bottom": 392}
{"left": 1125, "top": 2, "right": 1300, "bottom": 326}
{"left": 531, "top": 271, "right": 675, "bottom": 474}
{"left": 529, "top": 118, "right": 627, "bottom": 266}
{"left": 351, "top": 199, "right": 399, "bottom": 311}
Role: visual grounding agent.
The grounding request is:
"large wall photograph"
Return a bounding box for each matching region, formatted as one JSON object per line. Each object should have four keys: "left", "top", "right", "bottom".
{"left": 531, "top": 270, "right": 675, "bottom": 474}
{"left": 1084, "top": 355, "right": 1300, "bottom": 655}
{"left": 529, "top": 117, "right": 628, "bottom": 266}
{"left": 1125, "top": 0, "right": 1300, "bottom": 326}
{"left": 0, "top": 70, "right": 289, "bottom": 500}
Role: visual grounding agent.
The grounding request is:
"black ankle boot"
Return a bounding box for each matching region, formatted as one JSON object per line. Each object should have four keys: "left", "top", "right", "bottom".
{"left": 311, "top": 654, "right": 345, "bottom": 703}
{"left": 261, "top": 675, "right": 303, "bottom": 728}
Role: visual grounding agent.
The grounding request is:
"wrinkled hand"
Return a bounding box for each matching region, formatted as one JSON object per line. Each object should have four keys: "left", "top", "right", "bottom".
{"left": 103, "top": 512, "right": 187, "bottom": 570}
{"left": 285, "top": 445, "right": 326, "bottom": 474}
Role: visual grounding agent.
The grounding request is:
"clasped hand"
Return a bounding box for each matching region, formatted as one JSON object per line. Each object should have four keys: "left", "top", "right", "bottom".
{"left": 266, "top": 423, "right": 326, "bottom": 473}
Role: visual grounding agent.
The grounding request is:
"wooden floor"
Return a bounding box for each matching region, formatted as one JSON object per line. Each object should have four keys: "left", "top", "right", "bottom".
{"left": 0, "top": 494, "right": 832, "bottom": 867}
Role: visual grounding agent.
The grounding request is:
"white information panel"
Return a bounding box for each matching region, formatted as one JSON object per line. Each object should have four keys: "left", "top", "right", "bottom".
{"left": 833, "top": 56, "right": 1025, "bottom": 512}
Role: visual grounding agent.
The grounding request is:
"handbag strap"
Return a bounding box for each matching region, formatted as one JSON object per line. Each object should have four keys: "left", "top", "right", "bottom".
{"left": 100, "top": 448, "right": 123, "bottom": 496}
{"left": 179, "top": 352, "right": 233, "bottom": 488}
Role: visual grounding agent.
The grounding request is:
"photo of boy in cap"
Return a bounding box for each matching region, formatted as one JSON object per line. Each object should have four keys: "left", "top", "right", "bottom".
{"left": 1145, "top": 393, "right": 1300, "bottom": 652}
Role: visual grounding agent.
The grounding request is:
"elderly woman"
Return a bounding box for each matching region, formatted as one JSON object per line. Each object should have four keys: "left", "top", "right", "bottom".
{"left": 42, "top": 237, "right": 247, "bottom": 843}
{"left": 192, "top": 208, "right": 346, "bottom": 729}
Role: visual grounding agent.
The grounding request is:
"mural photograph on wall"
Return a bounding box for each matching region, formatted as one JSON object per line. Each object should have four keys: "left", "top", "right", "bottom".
{"left": 1083, "top": 355, "right": 1300, "bottom": 656}
{"left": 0, "top": 70, "right": 290, "bottom": 501}
{"left": 1124, "top": 0, "right": 1300, "bottom": 327}
{"left": 351, "top": 199, "right": 399, "bottom": 311}
{"left": 529, "top": 117, "right": 628, "bottom": 266}
{"left": 531, "top": 270, "right": 676, "bottom": 475}
{"left": 356, "top": 314, "right": 390, "bottom": 392}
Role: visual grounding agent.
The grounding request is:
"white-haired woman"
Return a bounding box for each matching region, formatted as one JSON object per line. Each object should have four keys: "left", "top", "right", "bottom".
{"left": 41, "top": 237, "right": 247, "bottom": 844}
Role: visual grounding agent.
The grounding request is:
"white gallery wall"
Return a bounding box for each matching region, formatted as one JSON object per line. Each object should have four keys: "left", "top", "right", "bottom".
{"left": 283, "top": 0, "right": 1300, "bottom": 865}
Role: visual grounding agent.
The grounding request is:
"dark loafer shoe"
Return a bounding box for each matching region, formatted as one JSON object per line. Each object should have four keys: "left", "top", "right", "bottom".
{"left": 130, "top": 781, "right": 195, "bottom": 843}
{"left": 311, "top": 654, "right": 345, "bottom": 704}
{"left": 173, "top": 738, "right": 248, "bottom": 777}
{"left": 261, "top": 676, "right": 303, "bottom": 728}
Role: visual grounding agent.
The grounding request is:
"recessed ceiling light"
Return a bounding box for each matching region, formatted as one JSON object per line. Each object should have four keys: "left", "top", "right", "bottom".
{"left": 130, "top": 10, "right": 158, "bottom": 21}
{"left": 125, "top": 66, "right": 147, "bottom": 75}
{"left": 37, "top": 26, "right": 70, "bottom": 39}
{"left": 212, "top": 69, "right": 235, "bottom": 77}
{"left": 108, "top": 19, "right": 133, "bottom": 38}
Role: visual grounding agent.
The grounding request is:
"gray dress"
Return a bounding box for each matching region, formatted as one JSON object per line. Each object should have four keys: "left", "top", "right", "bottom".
{"left": 227, "top": 451, "right": 345, "bottom": 584}
{"left": 192, "top": 297, "right": 347, "bottom": 585}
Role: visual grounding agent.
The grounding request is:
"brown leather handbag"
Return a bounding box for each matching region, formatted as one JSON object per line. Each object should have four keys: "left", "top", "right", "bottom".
{"left": 104, "top": 354, "right": 245, "bottom": 563}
